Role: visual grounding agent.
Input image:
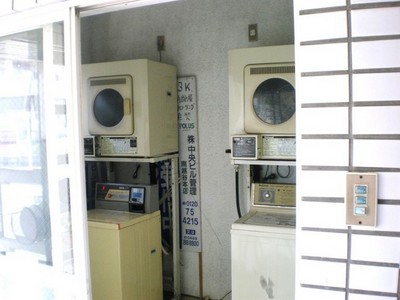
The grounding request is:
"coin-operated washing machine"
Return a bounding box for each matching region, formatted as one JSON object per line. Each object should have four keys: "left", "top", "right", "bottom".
{"left": 229, "top": 45, "right": 296, "bottom": 160}
{"left": 231, "top": 183, "right": 296, "bottom": 300}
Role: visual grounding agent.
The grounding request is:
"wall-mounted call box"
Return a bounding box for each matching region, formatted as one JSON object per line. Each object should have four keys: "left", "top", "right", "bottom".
{"left": 346, "top": 172, "right": 378, "bottom": 227}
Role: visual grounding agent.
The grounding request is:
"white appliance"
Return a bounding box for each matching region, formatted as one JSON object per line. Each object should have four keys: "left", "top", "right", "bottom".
{"left": 82, "top": 59, "right": 178, "bottom": 157}
{"left": 229, "top": 45, "right": 295, "bottom": 136}
{"left": 231, "top": 183, "right": 296, "bottom": 300}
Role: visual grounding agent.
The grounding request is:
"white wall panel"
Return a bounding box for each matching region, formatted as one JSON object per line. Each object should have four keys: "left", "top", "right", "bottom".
{"left": 301, "top": 260, "right": 347, "bottom": 287}
{"left": 299, "top": 231, "right": 347, "bottom": 258}
{"left": 300, "top": 202, "right": 345, "bottom": 228}
{"left": 349, "top": 265, "right": 398, "bottom": 293}
{"left": 299, "top": 171, "right": 346, "bottom": 197}
{"left": 300, "top": 107, "right": 348, "bottom": 134}
{"left": 353, "top": 73, "right": 400, "bottom": 101}
{"left": 299, "top": 75, "right": 349, "bottom": 104}
{"left": 299, "top": 44, "right": 348, "bottom": 73}
{"left": 353, "top": 107, "right": 400, "bottom": 135}
{"left": 376, "top": 205, "right": 400, "bottom": 231}
{"left": 353, "top": 140, "right": 400, "bottom": 168}
{"left": 296, "top": 0, "right": 345, "bottom": 10}
{"left": 297, "top": 288, "right": 345, "bottom": 300}
{"left": 348, "top": 294, "right": 394, "bottom": 300}
{"left": 352, "top": 235, "right": 400, "bottom": 263}
{"left": 301, "top": 139, "right": 348, "bottom": 166}
{"left": 377, "top": 172, "right": 400, "bottom": 200}
{"left": 296, "top": 12, "right": 347, "bottom": 41}
{"left": 352, "top": 8, "right": 400, "bottom": 37}
{"left": 352, "top": 40, "right": 400, "bottom": 70}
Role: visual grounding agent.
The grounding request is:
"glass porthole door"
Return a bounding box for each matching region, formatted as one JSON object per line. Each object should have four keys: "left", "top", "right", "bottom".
{"left": 252, "top": 78, "right": 295, "bottom": 125}
{"left": 0, "top": 7, "right": 90, "bottom": 300}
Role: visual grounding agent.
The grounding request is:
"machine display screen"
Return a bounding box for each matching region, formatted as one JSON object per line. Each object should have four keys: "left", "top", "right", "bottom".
{"left": 130, "top": 187, "right": 145, "bottom": 204}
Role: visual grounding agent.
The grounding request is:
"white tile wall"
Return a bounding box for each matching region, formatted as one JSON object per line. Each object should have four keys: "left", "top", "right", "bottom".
{"left": 352, "top": 40, "right": 400, "bottom": 70}
{"left": 300, "top": 107, "right": 348, "bottom": 134}
{"left": 301, "top": 139, "right": 349, "bottom": 166}
{"left": 377, "top": 173, "right": 400, "bottom": 199}
{"left": 299, "top": 75, "right": 349, "bottom": 104}
{"left": 351, "top": 8, "right": 400, "bottom": 37}
{"left": 295, "top": 0, "right": 400, "bottom": 298}
{"left": 298, "top": 231, "right": 348, "bottom": 258}
{"left": 353, "top": 73, "right": 400, "bottom": 101}
{"left": 348, "top": 294, "right": 394, "bottom": 300}
{"left": 296, "top": 12, "right": 347, "bottom": 41}
{"left": 352, "top": 234, "right": 400, "bottom": 263}
{"left": 299, "top": 171, "right": 346, "bottom": 197}
{"left": 353, "top": 140, "right": 400, "bottom": 168}
{"left": 296, "top": 0, "right": 345, "bottom": 11}
{"left": 375, "top": 205, "right": 400, "bottom": 230}
{"left": 300, "top": 202, "right": 346, "bottom": 228}
{"left": 297, "top": 289, "right": 345, "bottom": 300}
{"left": 349, "top": 264, "right": 398, "bottom": 292}
{"left": 353, "top": 106, "right": 400, "bottom": 134}
{"left": 301, "top": 259, "right": 347, "bottom": 287}
{"left": 299, "top": 44, "right": 348, "bottom": 73}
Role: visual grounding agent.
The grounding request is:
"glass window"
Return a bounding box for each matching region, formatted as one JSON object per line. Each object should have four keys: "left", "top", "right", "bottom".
{"left": 0, "top": 22, "right": 80, "bottom": 299}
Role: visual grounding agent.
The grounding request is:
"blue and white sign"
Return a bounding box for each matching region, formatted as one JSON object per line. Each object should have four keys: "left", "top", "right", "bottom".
{"left": 178, "top": 76, "right": 202, "bottom": 252}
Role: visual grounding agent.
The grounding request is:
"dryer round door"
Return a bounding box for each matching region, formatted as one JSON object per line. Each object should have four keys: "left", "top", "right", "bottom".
{"left": 87, "top": 75, "right": 133, "bottom": 135}
{"left": 244, "top": 63, "right": 295, "bottom": 134}
{"left": 252, "top": 78, "right": 295, "bottom": 126}
{"left": 93, "top": 88, "right": 124, "bottom": 127}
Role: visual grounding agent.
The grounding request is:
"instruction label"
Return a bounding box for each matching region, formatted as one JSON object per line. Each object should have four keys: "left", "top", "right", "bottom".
{"left": 178, "top": 76, "right": 202, "bottom": 252}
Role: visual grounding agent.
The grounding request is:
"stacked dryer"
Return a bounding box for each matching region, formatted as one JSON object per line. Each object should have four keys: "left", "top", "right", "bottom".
{"left": 229, "top": 45, "right": 296, "bottom": 161}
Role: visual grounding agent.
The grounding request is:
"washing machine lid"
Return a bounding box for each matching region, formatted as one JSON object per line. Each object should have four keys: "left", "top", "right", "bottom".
{"left": 235, "top": 209, "right": 296, "bottom": 228}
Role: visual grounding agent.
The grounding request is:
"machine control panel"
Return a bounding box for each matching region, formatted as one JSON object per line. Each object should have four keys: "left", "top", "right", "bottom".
{"left": 231, "top": 134, "right": 295, "bottom": 160}
{"left": 98, "top": 136, "right": 138, "bottom": 156}
{"left": 95, "top": 183, "right": 158, "bottom": 213}
{"left": 346, "top": 172, "right": 378, "bottom": 226}
{"left": 261, "top": 135, "right": 296, "bottom": 160}
{"left": 252, "top": 183, "right": 296, "bottom": 208}
{"left": 231, "top": 135, "right": 260, "bottom": 159}
{"left": 95, "top": 183, "right": 132, "bottom": 202}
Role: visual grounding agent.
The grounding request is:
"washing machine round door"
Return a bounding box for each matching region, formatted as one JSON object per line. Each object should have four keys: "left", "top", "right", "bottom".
{"left": 252, "top": 78, "right": 295, "bottom": 125}
{"left": 93, "top": 88, "right": 124, "bottom": 127}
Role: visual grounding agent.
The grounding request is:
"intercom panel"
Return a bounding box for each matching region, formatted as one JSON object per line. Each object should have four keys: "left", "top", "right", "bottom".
{"left": 346, "top": 172, "right": 377, "bottom": 226}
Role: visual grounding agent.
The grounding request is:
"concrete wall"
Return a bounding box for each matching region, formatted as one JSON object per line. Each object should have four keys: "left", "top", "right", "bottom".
{"left": 294, "top": 0, "right": 400, "bottom": 298}
{"left": 80, "top": 0, "right": 294, "bottom": 298}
